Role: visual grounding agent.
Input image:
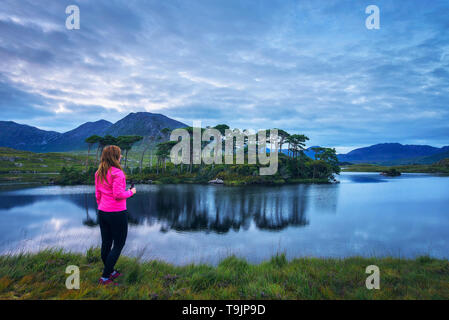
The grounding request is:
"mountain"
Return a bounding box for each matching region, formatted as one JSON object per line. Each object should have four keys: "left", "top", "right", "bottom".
{"left": 389, "top": 148, "right": 449, "bottom": 165}
{"left": 278, "top": 146, "right": 321, "bottom": 159}
{"left": 0, "top": 112, "right": 188, "bottom": 152}
{"left": 0, "top": 121, "right": 61, "bottom": 152}
{"left": 304, "top": 146, "right": 321, "bottom": 159}
{"left": 419, "top": 149, "right": 449, "bottom": 164}
{"left": 338, "top": 143, "right": 449, "bottom": 164}
{"left": 105, "top": 112, "right": 186, "bottom": 137}
{"left": 38, "top": 120, "right": 113, "bottom": 152}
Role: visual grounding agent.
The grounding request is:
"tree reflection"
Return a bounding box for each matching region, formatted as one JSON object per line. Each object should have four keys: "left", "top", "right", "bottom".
{"left": 82, "top": 193, "right": 97, "bottom": 227}
{"left": 0, "top": 184, "right": 341, "bottom": 234}
{"left": 124, "top": 185, "right": 311, "bottom": 233}
{"left": 36, "top": 185, "right": 316, "bottom": 234}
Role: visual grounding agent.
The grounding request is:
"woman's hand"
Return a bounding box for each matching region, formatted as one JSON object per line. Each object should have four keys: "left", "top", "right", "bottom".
{"left": 131, "top": 187, "right": 137, "bottom": 195}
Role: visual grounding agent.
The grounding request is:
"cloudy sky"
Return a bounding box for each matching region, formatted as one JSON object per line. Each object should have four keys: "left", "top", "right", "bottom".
{"left": 1, "top": 0, "right": 448, "bottom": 152}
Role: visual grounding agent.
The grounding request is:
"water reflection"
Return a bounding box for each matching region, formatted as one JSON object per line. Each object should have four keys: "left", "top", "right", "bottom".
{"left": 49, "top": 184, "right": 316, "bottom": 233}
{"left": 1, "top": 173, "right": 449, "bottom": 264}
{"left": 82, "top": 194, "right": 97, "bottom": 227}
{"left": 154, "top": 185, "right": 310, "bottom": 232}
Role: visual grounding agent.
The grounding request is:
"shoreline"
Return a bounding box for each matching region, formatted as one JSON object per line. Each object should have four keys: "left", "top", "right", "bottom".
{"left": 3, "top": 171, "right": 449, "bottom": 188}
{"left": 0, "top": 174, "right": 333, "bottom": 187}
{"left": 342, "top": 163, "right": 449, "bottom": 175}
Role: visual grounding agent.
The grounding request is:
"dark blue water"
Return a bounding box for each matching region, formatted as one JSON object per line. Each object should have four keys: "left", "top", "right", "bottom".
{"left": 0, "top": 172, "right": 448, "bottom": 265}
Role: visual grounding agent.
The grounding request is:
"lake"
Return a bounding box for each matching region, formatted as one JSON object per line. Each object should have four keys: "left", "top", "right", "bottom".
{"left": 0, "top": 172, "right": 448, "bottom": 265}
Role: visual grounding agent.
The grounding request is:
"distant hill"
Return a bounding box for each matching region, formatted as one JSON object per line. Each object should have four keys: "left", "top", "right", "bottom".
{"left": 278, "top": 146, "right": 321, "bottom": 159}
{"left": 0, "top": 121, "right": 61, "bottom": 152}
{"left": 304, "top": 146, "right": 320, "bottom": 159}
{"left": 0, "top": 112, "right": 187, "bottom": 152}
{"left": 39, "top": 120, "right": 113, "bottom": 152}
{"left": 389, "top": 149, "right": 449, "bottom": 165}
{"left": 338, "top": 143, "right": 449, "bottom": 164}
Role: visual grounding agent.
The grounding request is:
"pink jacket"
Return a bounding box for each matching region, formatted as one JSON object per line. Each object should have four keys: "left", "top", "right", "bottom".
{"left": 95, "top": 167, "right": 133, "bottom": 212}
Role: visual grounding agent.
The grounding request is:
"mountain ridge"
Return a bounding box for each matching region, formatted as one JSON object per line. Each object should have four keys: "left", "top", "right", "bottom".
{"left": 0, "top": 112, "right": 187, "bottom": 152}
{"left": 39, "top": 120, "right": 113, "bottom": 152}
{"left": 0, "top": 121, "right": 61, "bottom": 151}
{"left": 337, "top": 143, "right": 449, "bottom": 164}
{"left": 1, "top": 118, "right": 448, "bottom": 164}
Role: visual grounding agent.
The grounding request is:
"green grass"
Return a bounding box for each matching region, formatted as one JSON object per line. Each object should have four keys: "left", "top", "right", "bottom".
{"left": 0, "top": 147, "right": 88, "bottom": 184}
{"left": 0, "top": 249, "right": 448, "bottom": 299}
{"left": 0, "top": 147, "right": 158, "bottom": 185}
{"left": 343, "top": 163, "right": 449, "bottom": 174}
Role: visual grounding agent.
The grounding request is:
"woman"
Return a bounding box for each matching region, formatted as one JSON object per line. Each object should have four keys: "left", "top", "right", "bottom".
{"left": 95, "top": 145, "right": 136, "bottom": 285}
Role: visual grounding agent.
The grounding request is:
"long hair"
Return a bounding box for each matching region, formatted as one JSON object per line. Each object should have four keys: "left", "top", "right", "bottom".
{"left": 96, "top": 145, "right": 124, "bottom": 184}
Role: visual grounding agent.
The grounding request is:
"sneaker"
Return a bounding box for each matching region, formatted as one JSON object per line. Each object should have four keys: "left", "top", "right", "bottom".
{"left": 110, "top": 270, "right": 122, "bottom": 280}
{"left": 98, "top": 278, "right": 117, "bottom": 286}
{"left": 109, "top": 270, "right": 122, "bottom": 280}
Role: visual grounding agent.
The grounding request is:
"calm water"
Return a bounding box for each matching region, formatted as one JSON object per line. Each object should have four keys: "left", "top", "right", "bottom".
{"left": 0, "top": 172, "right": 448, "bottom": 265}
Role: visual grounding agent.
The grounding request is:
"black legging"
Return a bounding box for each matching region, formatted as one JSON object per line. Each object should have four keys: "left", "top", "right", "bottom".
{"left": 98, "top": 210, "right": 128, "bottom": 278}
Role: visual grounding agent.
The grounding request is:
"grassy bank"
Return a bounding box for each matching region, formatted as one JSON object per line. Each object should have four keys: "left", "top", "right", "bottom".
{"left": 342, "top": 163, "right": 449, "bottom": 174}
{"left": 0, "top": 147, "right": 87, "bottom": 184}
{"left": 0, "top": 249, "right": 448, "bottom": 299}
{"left": 1, "top": 147, "right": 338, "bottom": 186}
{"left": 126, "top": 172, "right": 330, "bottom": 186}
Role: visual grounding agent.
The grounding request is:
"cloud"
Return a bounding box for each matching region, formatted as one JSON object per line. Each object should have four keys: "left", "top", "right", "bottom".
{"left": 0, "top": 0, "right": 448, "bottom": 149}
